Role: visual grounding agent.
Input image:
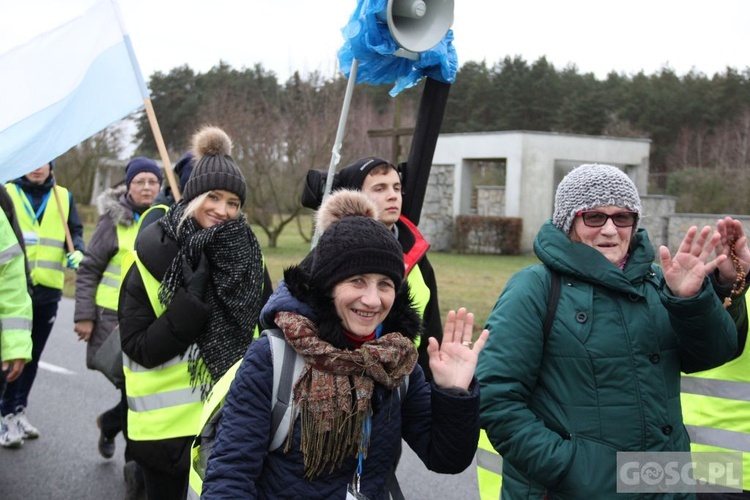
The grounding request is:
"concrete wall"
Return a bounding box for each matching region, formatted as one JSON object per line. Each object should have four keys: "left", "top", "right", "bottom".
{"left": 431, "top": 130, "right": 651, "bottom": 252}
{"left": 639, "top": 195, "right": 677, "bottom": 251}
{"left": 664, "top": 214, "right": 750, "bottom": 253}
{"left": 476, "top": 186, "right": 505, "bottom": 216}
{"left": 418, "top": 164, "right": 454, "bottom": 251}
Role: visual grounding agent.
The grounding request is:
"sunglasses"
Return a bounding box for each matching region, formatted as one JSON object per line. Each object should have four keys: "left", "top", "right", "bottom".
{"left": 576, "top": 210, "right": 638, "bottom": 228}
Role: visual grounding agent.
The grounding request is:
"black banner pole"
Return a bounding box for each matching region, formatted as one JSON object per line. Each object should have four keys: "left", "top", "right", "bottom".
{"left": 401, "top": 77, "right": 451, "bottom": 225}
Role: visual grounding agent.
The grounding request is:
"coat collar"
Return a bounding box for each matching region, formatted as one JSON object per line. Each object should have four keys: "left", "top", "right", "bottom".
{"left": 534, "top": 220, "right": 656, "bottom": 295}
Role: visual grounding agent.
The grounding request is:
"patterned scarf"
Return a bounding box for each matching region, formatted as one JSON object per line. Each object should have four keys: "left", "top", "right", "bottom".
{"left": 274, "top": 311, "right": 418, "bottom": 479}
{"left": 159, "top": 201, "right": 264, "bottom": 399}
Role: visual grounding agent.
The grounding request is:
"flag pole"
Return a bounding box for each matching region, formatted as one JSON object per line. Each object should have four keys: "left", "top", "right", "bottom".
{"left": 311, "top": 59, "right": 359, "bottom": 248}
{"left": 109, "top": 0, "right": 181, "bottom": 201}
{"left": 142, "top": 98, "right": 180, "bottom": 201}
{"left": 50, "top": 171, "right": 74, "bottom": 254}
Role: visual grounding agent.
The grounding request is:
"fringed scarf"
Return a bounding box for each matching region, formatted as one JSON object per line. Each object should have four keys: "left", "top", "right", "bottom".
{"left": 274, "top": 311, "right": 418, "bottom": 479}
{"left": 159, "top": 201, "right": 264, "bottom": 399}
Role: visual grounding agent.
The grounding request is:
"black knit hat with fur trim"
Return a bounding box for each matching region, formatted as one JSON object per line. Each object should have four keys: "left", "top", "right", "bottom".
{"left": 311, "top": 189, "right": 404, "bottom": 293}
{"left": 183, "top": 126, "right": 247, "bottom": 205}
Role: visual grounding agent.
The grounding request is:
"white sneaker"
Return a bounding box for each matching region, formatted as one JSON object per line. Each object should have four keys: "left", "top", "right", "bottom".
{"left": 15, "top": 406, "right": 39, "bottom": 439}
{"left": 0, "top": 414, "right": 24, "bottom": 448}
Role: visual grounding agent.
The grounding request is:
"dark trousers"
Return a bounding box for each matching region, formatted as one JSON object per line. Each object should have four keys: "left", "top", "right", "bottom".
{"left": 0, "top": 300, "right": 58, "bottom": 415}
{"left": 140, "top": 465, "right": 188, "bottom": 500}
{"left": 100, "top": 388, "right": 126, "bottom": 439}
{"left": 101, "top": 387, "right": 133, "bottom": 462}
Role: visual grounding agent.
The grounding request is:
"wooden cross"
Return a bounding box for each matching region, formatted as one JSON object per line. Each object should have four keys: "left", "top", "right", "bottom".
{"left": 366, "top": 96, "right": 414, "bottom": 165}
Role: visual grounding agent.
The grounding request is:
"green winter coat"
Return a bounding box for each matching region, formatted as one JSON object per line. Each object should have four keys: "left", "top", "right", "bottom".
{"left": 477, "top": 221, "right": 738, "bottom": 499}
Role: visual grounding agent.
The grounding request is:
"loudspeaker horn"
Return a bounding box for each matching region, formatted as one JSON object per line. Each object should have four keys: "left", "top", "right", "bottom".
{"left": 382, "top": 0, "right": 454, "bottom": 55}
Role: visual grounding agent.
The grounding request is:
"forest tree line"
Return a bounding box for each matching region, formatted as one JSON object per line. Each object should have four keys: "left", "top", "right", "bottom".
{"left": 57, "top": 56, "right": 750, "bottom": 246}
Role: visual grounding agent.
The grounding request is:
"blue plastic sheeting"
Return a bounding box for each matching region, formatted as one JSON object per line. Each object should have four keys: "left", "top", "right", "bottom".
{"left": 338, "top": 0, "right": 458, "bottom": 97}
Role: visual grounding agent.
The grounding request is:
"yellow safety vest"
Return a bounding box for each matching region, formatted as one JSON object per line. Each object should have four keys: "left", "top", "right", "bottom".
{"left": 0, "top": 206, "right": 33, "bottom": 361}
{"left": 407, "top": 263, "right": 429, "bottom": 319}
{"left": 139, "top": 203, "right": 169, "bottom": 227}
{"left": 407, "top": 263, "right": 429, "bottom": 349}
{"left": 6, "top": 182, "right": 69, "bottom": 290}
{"left": 476, "top": 429, "right": 504, "bottom": 500}
{"left": 123, "top": 252, "right": 206, "bottom": 441}
{"left": 187, "top": 359, "right": 243, "bottom": 500}
{"left": 94, "top": 222, "right": 140, "bottom": 311}
{"left": 681, "top": 302, "right": 750, "bottom": 490}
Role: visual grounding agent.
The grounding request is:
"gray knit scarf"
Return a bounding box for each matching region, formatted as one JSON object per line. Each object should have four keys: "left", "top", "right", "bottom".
{"left": 159, "top": 201, "right": 264, "bottom": 399}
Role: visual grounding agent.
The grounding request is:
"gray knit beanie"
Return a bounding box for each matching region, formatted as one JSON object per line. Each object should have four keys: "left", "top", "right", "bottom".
{"left": 553, "top": 164, "right": 641, "bottom": 234}
{"left": 311, "top": 190, "right": 404, "bottom": 294}
{"left": 182, "top": 126, "right": 247, "bottom": 205}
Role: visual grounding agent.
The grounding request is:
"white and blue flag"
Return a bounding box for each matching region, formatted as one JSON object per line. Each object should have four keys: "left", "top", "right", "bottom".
{"left": 0, "top": 0, "right": 147, "bottom": 181}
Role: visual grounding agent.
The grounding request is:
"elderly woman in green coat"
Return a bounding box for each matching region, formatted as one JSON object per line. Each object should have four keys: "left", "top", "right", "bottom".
{"left": 477, "top": 164, "right": 738, "bottom": 499}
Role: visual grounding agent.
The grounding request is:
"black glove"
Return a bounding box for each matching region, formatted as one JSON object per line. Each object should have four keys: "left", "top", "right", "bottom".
{"left": 182, "top": 253, "right": 210, "bottom": 299}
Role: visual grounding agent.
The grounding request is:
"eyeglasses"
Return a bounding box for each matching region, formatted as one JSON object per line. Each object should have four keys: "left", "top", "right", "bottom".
{"left": 576, "top": 210, "right": 638, "bottom": 228}
{"left": 132, "top": 179, "right": 160, "bottom": 187}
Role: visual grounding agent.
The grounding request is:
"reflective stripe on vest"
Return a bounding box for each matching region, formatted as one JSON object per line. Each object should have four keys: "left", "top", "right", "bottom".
{"left": 95, "top": 222, "right": 140, "bottom": 310}
{"left": 186, "top": 487, "right": 200, "bottom": 500}
{"left": 124, "top": 252, "right": 204, "bottom": 441}
{"left": 1, "top": 317, "right": 33, "bottom": 332}
{"left": 681, "top": 303, "right": 750, "bottom": 489}
{"left": 0, "top": 241, "right": 23, "bottom": 265}
{"left": 476, "top": 429, "right": 503, "bottom": 500}
{"left": 6, "top": 183, "right": 69, "bottom": 289}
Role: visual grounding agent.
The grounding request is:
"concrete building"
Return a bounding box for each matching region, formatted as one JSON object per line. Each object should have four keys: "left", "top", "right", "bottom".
{"left": 421, "top": 130, "right": 652, "bottom": 253}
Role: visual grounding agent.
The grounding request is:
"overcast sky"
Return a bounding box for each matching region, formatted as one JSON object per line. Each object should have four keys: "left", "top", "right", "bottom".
{"left": 3, "top": 0, "right": 749, "bottom": 83}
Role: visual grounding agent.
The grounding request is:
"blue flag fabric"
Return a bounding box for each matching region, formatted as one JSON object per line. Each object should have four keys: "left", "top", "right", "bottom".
{"left": 338, "top": 0, "right": 458, "bottom": 97}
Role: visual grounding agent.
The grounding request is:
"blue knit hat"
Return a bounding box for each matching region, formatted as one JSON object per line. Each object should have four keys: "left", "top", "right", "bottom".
{"left": 173, "top": 152, "right": 194, "bottom": 191}
{"left": 125, "top": 157, "right": 162, "bottom": 189}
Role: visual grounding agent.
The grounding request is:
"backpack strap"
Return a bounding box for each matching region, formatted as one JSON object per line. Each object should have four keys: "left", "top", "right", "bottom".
{"left": 542, "top": 267, "right": 561, "bottom": 344}
{"left": 266, "top": 328, "right": 306, "bottom": 451}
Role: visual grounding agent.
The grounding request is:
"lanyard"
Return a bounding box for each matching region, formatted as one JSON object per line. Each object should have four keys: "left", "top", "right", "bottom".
{"left": 354, "top": 413, "right": 372, "bottom": 494}
{"left": 15, "top": 184, "right": 51, "bottom": 225}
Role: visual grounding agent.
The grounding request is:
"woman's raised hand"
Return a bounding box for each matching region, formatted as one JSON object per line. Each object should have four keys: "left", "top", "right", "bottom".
{"left": 715, "top": 217, "right": 750, "bottom": 286}
{"left": 427, "top": 307, "right": 489, "bottom": 391}
{"left": 659, "top": 225, "right": 725, "bottom": 298}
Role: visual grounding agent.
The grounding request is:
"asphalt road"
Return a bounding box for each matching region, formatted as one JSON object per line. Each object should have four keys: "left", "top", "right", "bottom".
{"left": 0, "top": 297, "right": 480, "bottom": 500}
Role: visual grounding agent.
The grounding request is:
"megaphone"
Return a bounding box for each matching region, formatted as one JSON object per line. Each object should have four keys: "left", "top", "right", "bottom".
{"left": 380, "top": 0, "right": 454, "bottom": 57}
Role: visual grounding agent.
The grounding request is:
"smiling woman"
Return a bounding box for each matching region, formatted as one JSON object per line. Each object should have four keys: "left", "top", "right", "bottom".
{"left": 200, "top": 189, "right": 488, "bottom": 499}
{"left": 477, "top": 163, "right": 739, "bottom": 497}
{"left": 333, "top": 274, "right": 396, "bottom": 338}
{"left": 117, "top": 125, "right": 273, "bottom": 500}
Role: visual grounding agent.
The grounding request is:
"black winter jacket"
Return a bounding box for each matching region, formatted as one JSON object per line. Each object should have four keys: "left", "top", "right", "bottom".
{"left": 202, "top": 264, "right": 480, "bottom": 499}
{"left": 118, "top": 221, "right": 273, "bottom": 474}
